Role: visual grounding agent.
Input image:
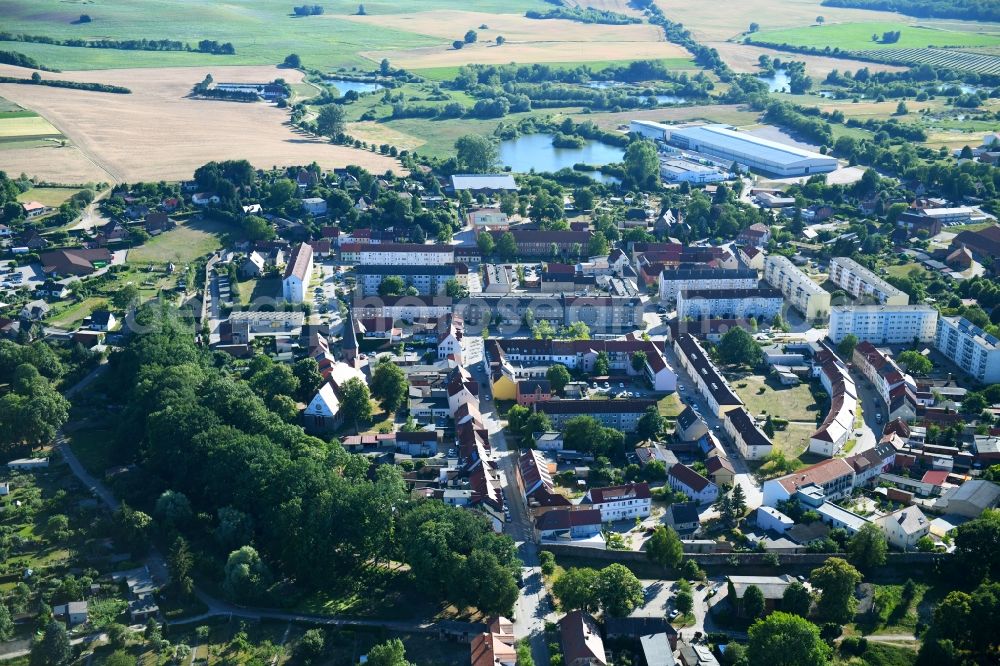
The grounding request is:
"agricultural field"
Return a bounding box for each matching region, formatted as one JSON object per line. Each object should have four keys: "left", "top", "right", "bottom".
{"left": 746, "top": 21, "right": 1000, "bottom": 51}
{"left": 0, "top": 110, "right": 63, "bottom": 151}
{"left": 851, "top": 47, "right": 1000, "bottom": 74}
{"left": 711, "top": 41, "right": 907, "bottom": 76}
{"left": 0, "top": 64, "right": 403, "bottom": 184}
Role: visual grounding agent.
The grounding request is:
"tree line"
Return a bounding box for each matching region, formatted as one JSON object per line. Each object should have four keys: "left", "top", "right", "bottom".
{"left": 524, "top": 6, "right": 641, "bottom": 24}
{"left": 0, "top": 50, "right": 60, "bottom": 72}
{"left": 821, "top": 0, "right": 1000, "bottom": 22}
{"left": 0, "top": 32, "right": 235, "bottom": 54}
{"left": 0, "top": 73, "right": 130, "bottom": 94}
{"left": 104, "top": 303, "right": 519, "bottom": 614}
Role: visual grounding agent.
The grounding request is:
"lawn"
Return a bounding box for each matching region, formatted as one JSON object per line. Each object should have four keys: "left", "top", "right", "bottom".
{"left": 46, "top": 296, "right": 109, "bottom": 329}
{"left": 127, "top": 218, "right": 226, "bottom": 265}
{"left": 771, "top": 421, "right": 816, "bottom": 459}
{"left": 833, "top": 641, "right": 917, "bottom": 666}
{"left": 884, "top": 262, "right": 927, "bottom": 280}
{"left": 16, "top": 186, "right": 80, "bottom": 207}
{"left": 854, "top": 582, "right": 943, "bottom": 637}
{"left": 747, "top": 21, "right": 1000, "bottom": 51}
{"left": 239, "top": 276, "right": 282, "bottom": 306}
{"left": 732, "top": 374, "right": 821, "bottom": 422}
{"left": 657, "top": 392, "right": 685, "bottom": 418}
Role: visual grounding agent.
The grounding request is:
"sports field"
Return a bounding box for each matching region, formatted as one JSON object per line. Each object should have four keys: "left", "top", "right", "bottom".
{"left": 747, "top": 21, "right": 1000, "bottom": 51}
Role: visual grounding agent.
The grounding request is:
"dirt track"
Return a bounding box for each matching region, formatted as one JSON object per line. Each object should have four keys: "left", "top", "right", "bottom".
{"left": 0, "top": 64, "right": 404, "bottom": 184}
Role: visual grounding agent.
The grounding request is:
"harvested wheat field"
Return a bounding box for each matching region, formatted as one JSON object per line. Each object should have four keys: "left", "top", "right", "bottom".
{"left": 0, "top": 64, "right": 403, "bottom": 184}
{"left": 367, "top": 40, "right": 690, "bottom": 69}
{"left": 711, "top": 42, "right": 906, "bottom": 77}
{"left": 350, "top": 9, "right": 689, "bottom": 68}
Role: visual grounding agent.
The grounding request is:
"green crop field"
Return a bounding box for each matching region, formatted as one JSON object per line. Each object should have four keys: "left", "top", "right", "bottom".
{"left": 0, "top": 0, "right": 551, "bottom": 70}
{"left": 747, "top": 21, "right": 1000, "bottom": 51}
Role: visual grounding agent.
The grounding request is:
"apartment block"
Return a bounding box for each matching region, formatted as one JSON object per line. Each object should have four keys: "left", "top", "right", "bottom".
{"left": 355, "top": 264, "right": 457, "bottom": 296}
{"left": 658, "top": 267, "right": 758, "bottom": 304}
{"left": 724, "top": 407, "right": 773, "bottom": 460}
{"left": 764, "top": 255, "right": 831, "bottom": 321}
{"left": 341, "top": 242, "right": 454, "bottom": 265}
{"left": 535, "top": 399, "right": 657, "bottom": 432}
{"left": 676, "top": 287, "right": 783, "bottom": 321}
{"left": 829, "top": 305, "right": 938, "bottom": 344}
{"left": 935, "top": 316, "right": 1000, "bottom": 384}
{"left": 829, "top": 257, "right": 909, "bottom": 305}
{"left": 673, "top": 333, "right": 743, "bottom": 417}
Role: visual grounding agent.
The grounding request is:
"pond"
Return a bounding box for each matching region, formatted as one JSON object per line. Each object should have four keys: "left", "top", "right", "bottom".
{"left": 499, "top": 133, "right": 624, "bottom": 183}
{"left": 758, "top": 69, "right": 792, "bottom": 93}
{"left": 323, "top": 79, "right": 383, "bottom": 96}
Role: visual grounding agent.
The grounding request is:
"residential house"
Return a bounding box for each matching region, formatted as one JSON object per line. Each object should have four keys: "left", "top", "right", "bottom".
{"left": 21, "top": 201, "right": 50, "bottom": 218}
{"left": 738, "top": 245, "right": 765, "bottom": 271}
{"left": 516, "top": 449, "right": 571, "bottom": 512}
{"left": 471, "top": 617, "right": 517, "bottom": 666}
{"left": 517, "top": 380, "right": 552, "bottom": 406}
{"left": 90, "top": 310, "right": 117, "bottom": 332}
{"left": 666, "top": 501, "right": 701, "bottom": 534}
{"left": 302, "top": 197, "right": 327, "bottom": 215}
{"left": 19, "top": 300, "right": 50, "bottom": 321}
{"left": 52, "top": 601, "right": 88, "bottom": 626}
{"left": 706, "top": 456, "right": 736, "bottom": 487}
{"left": 535, "top": 509, "right": 603, "bottom": 541}
{"left": 559, "top": 611, "right": 607, "bottom": 666}
{"left": 678, "top": 642, "right": 720, "bottom": 666}
{"left": 580, "top": 483, "right": 651, "bottom": 522}
{"left": 878, "top": 506, "right": 930, "bottom": 551}
{"left": 762, "top": 458, "right": 856, "bottom": 506}
{"left": 536, "top": 399, "right": 656, "bottom": 433}
{"left": 668, "top": 464, "right": 719, "bottom": 503}
{"left": 675, "top": 406, "right": 709, "bottom": 442}
{"left": 39, "top": 248, "right": 112, "bottom": 277}
{"left": 737, "top": 222, "right": 771, "bottom": 248}
{"left": 724, "top": 407, "right": 773, "bottom": 460}
{"left": 282, "top": 242, "right": 313, "bottom": 303}
{"left": 239, "top": 251, "right": 266, "bottom": 279}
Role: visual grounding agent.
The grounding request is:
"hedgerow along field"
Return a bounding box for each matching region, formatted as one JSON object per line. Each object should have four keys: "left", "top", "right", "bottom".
{"left": 746, "top": 20, "right": 1000, "bottom": 51}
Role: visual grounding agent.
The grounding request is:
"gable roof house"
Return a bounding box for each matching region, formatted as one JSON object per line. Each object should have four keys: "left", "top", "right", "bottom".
{"left": 516, "top": 449, "right": 571, "bottom": 513}
{"left": 559, "top": 611, "right": 607, "bottom": 666}
{"left": 39, "top": 248, "right": 112, "bottom": 277}
{"left": 471, "top": 616, "right": 517, "bottom": 666}
{"left": 535, "top": 508, "right": 603, "bottom": 541}
{"left": 668, "top": 464, "right": 719, "bottom": 503}
{"left": 581, "top": 482, "right": 651, "bottom": 522}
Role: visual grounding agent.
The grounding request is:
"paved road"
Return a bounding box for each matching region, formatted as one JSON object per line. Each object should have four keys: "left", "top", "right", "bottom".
{"left": 472, "top": 363, "right": 552, "bottom": 666}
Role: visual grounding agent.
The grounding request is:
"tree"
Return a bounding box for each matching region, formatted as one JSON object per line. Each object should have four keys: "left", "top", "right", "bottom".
{"left": 553, "top": 567, "right": 599, "bottom": 612}
{"left": 296, "top": 628, "right": 326, "bottom": 664}
{"left": 747, "top": 612, "right": 831, "bottom": 666}
{"left": 497, "top": 232, "right": 517, "bottom": 261}
{"left": 367, "top": 638, "right": 413, "bottom": 666}
{"left": 816, "top": 15, "right": 825, "bottom": 23}
{"left": 0, "top": 603, "right": 13, "bottom": 642}
{"left": 339, "top": 377, "right": 373, "bottom": 430}
{"left": 732, "top": 484, "right": 747, "bottom": 515}
{"left": 455, "top": 134, "right": 498, "bottom": 173}
{"left": 676, "top": 588, "right": 694, "bottom": 615}
{"left": 458, "top": 549, "right": 519, "bottom": 615}
{"left": 848, "top": 523, "right": 888, "bottom": 567}
{"left": 596, "top": 563, "right": 644, "bottom": 616}
{"left": 782, "top": 581, "right": 812, "bottom": 617}
{"left": 837, "top": 334, "right": 859, "bottom": 360}
{"left": 452, "top": 40, "right": 464, "bottom": 50}
{"left": 717, "top": 327, "right": 763, "bottom": 367}
{"left": 464, "top": 29, "right": 478, "bottom": 43}
{"left": 168, "top": 536, "right": 195, "bottom": 598}
{"left": 573, "top": 188, "right": 595, "bottom": 211}
{"left": 952, "top": 509, "right": 1000, "bottom": 585}
{"left": 594, "top": 351, "right": 610, "bottom": 376}
{"left": 810, "top": 557, "right": 862, "bottom": 623}
{"left": 637, "top": 406, "right": 665, "bottom": 440}
{"left": 744, "top": 584, "right": 766, "bottom": 620}
{"left": 477, "top": 231, "right": 495, "bottom": 257}
{"left": 898, "top": 350, "right": 931, "bottom": 375}
{"left": 445, "top": 278, "right": 469, "bottom": 299}
{"left": 292, "top": 358, "right": 323, "bottom": 402}
{"left": 30, "top": 620, "right": 71, "bottom": 666}
{"left": 316, "top": 104, "right": 346, "bottom": 138}
{"left": 104, "top": 651, "right": 134, "bottom": 666}
{"left": 371, "top": 358, "right": 408, "bottom": 412}
{"left": 495, "top": 35, "right": 505, "bottom": 45}
{"left": 223, "top": 546, "right": 271, "bottom": 603}
{"left": 546, "top": 364, "right": 571, "bottom": 394}
{"left": 283, "top": 53, "right": 301, "bottom": 68}
{"left": 380, "top": 58, "right": 391, "bottom": 75}
{"left": 647, "top": 525, "right": 684, "bottom": 568}
{"left": 378, "top": 275, "right": 406, "bottom": 296}
{"left": 357, "top": 3, "right": 365, "bottom": 14}
{"left": 895, "top": 100, "right": 909, "bottom": 115}
{"left": 749, "top": 22, "right": 760, "bottom": 32}
{"left": 112, "top": 283, "right": 140, "bottom": 310}
{"left": 631, "top": 350, "right": 647, "bottom": 373}
{"left": 624, "top": 139, "right": 660, "bottom": 189}
{"left": 155, "top": 489, "right": 192, "bottom": 529}
{"left": 114, "top": 504, "right": 153, "bottom": 555}
{"left": 588, "top": 231, "right": 609, "bottom": 257}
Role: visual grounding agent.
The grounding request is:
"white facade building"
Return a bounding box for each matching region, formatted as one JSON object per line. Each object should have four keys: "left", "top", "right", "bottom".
{"left": 352, "top": 243, "right": 454, "bottom": 266}
{"left": 282, "top": 242, "right": 313, "bottom": 303}
{"left": 581, "top": 483, "right": 652, "bottom": 522}
{"left": 829, "top": 257, "right": 909, "bottom": 305}
{"left": 724, "top": 407, "right": 773, "bottom": 460}
{"left": 658, "top": 267, "right": 758, "bottom": 304}
{"left": 764, "top": 255, "right": 830, "bottom": 321}
{"left": 665, "top": 124, "right": 838, "bottom": 177}
{"left": 935, "top": 316, "right": 1000, "bottom": 384}
{"left": 829, "top": 305, "right": 938, "bottom": 344}
{"left": 676, "top": 287, "right": 784, "bottom": 321}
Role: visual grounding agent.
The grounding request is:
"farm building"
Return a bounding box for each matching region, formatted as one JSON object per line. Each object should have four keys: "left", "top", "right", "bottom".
{"left": 666, "top": 125, "right": 838, "bottom": 177}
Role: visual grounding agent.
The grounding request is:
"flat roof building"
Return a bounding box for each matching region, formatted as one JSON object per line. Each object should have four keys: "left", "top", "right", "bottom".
{"left": 829, "top": 304, "right": 938, "bottom": 344}
{"left": 666, "top": 124, "right": 838, "bottom": 177}
{"left": 829, "top": 257, "right": 909, "bottom": 306}
{"left": 660, "top": 159, "right": 727, "bottom": 184}
{"left": 936, "top": 316, "right": 1000, "bottom": 384}
{"left": 764, "top": 254, "right": 830, "bottom": 321}
{"left": 676, "top": 287, "right": 784, "bottom": 321}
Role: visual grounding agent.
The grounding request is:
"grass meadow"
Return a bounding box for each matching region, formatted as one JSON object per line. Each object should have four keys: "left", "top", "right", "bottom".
{"left": 748, "top": 21, "right": 1000, "bottom": 51}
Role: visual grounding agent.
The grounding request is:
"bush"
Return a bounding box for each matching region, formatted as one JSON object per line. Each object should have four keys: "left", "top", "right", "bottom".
{"left": 820, "top": 622, "right": 843, "bottom": 641}
{"left": 539, "top": 550, "right": 555, "bottom": 576}
{"left": 840, "top": 636, "right": 868, "bottom": 656}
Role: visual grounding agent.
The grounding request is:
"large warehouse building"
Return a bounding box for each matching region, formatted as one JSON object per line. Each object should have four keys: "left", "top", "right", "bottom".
{"left": 666, "top": 124, "right": 838, "bottom": 177}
